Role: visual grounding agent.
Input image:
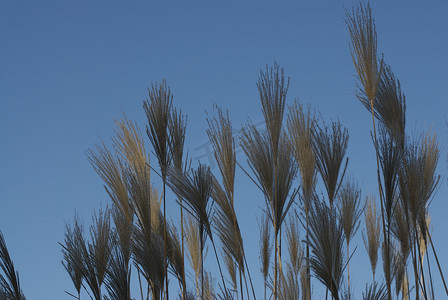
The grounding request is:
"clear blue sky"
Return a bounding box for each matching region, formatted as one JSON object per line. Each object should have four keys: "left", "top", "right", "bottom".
{"left": 0, "top": 1, "right": 447, "bottom": 299}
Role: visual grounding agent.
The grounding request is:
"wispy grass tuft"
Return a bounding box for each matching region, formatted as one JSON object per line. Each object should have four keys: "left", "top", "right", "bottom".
{"left": 337, "top": 177, "right": 363, "bottom": 297}
{"left": 362, "top": 281, "right": 387, "bottom": 300}
{"left": 307, "top": 199, "right": 344, "bottom": 300}
{"left": 286, "top": 216, "right": 303, "bottom": 277}
{"left": 0, "top": 231, "right": 25, "bottom": 300}
{"left": 346, "top": 2, "right": 383, "bottom": 105}
{"left": 287, "top": 101, "right": 317, "bottom": 211}
{"left": 312, "top": 120, "right": 349, "bottom": 209}
{"left": 88, "top": 208, "right": 114, "bottom": 296}
{"left": 358, "top": 64, "right": 406, "bottom": 146}
{"left": 338, "top": 177, "right": 363, "bottom": 245}
{"left": 287, "top": 100, "right": 316, "bottom": 300}
{"left": 207, "top": 105, "right": 253, "bottom": 298}
{"left": 257, "top": 62, "right": 290, "bottom": 158}
{"left": 185, "top": 215, "right": 202, "bottom": 300}
{"left": 144, "top": 79, "right": 172, "bottom": 180}
{"left": 363, "top": 195, "right": 381, "bottom": 280}
{"left": 259, "top": 212, "right": 272, "bottom": 300}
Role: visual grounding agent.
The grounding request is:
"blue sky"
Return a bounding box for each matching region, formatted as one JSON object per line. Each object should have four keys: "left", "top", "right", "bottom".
{"left": 0, "top": 1, "right": 447, "bottom": 299}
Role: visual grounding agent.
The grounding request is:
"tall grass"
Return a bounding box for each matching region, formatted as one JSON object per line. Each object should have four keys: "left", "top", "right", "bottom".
{"left": 307, "top": 199, "right": 344, "bottom": 300}
{"left": 287, "top": 101, "right": 317, "bottom": 300}
{"left": 312, "top": 120, "right": 349, "bottom": 210}
{"left": 240, "top": 62, "right": 298, "bottom": 300}
{"left": 185, "top": 215, "right": 202, "bottom": 300}
{"left": 167, "top": 164, "right": 229, "bottom": 298}
{"left": 144, "top": 80, "right": 173, "bottom": 300}
{"left": 207, "top": 106, "right": 250, "bottom": 299}
{"left": 49, "top": 4, "right": 448, "bottom": 300}
{"left": 168, "top": 107, "right": 187, "bottom": 300}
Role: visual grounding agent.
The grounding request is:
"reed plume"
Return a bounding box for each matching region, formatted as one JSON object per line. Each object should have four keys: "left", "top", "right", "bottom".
{"left": 60, "top": 215, "right": 83, "bottom": 300}
{"left": 277, "top": 217, "right": 303, "bottom": 300}
{"left": 185, "top": 215, "right": 202, "bottom": 300}
{"left": 372, "top": 132, "right": 399, "bottom": 297}
{"left": 113, "top": 117, "right": 152, "bottom": 240}
{"left": 240, "top": 126, "right": 298, "bottom": 299}
{"left": 86, "top": 125, "right": 135, "bottom": 299}
{"left": 109, "top": 116, "right": 156, "bottom": 299}
{"left": 144, "top": 79, "right": 173, "bottom": 299}
{"left": 258, "top": 62, "right": 289, "bottom": 159}
{"left": 88, "top": 208, "right": 114, "bottom": 299}
{"left": 114, "top": 117, "right": 149, "bottom": 173}
{"left": 0, "top": 231, "right": 25, "bottom": 300}
{"left": 86, "top": 141, "right": 132, "bottom": 224}
{"left": 167, "top": 163, "right": 229, "bottom": 298}
{"left": 132, "top": 184, "right": 180, "bottom": 300}
{"left": 346, "top": 2, "right": 383, "bottom": 106}
{"left": 132, "top": 224, "right": 165, "bottom": 300}
{"left": 259, "top": 212, "right": 272, "bottom": 300}
{"left": 363, "top": 195, "right": 381, "bottom": 280}
{"left": 393, "top": 249, "right": 408, "bottom": 300}
{"left": 346, "top": 2, "right": 391, "bottom": 297}
{"left": 203, "top": 272, "right": 215, "bottom": 300}
{"left": 287, "top": 101, "right": 317, "bottom": 212}
{"left": 105, "top": 240, "right": 131, "bottom": 300}
{"left": 362, "top": 282, "right": 387, "bottom": 300}
{"left": 278, "top": 265, "right": 300, "bottom": 300}
{"left": 287, "top": 101, "right": 316, "bottom": 300}
{"left": 416, "top": 133, "right": 439, "bottom": 241}
{"left": 65, "top": 209, "right": 112, "bottom": 300}
{"left": 358, "top": 64, "right": 406, "bottom": 147}
{"left": 337, "top": 178, "right": 363, "bottom": 245}
{"left": 207, "top": 106, "right": 236, "bottom": 201}
{"left": 312, "top": 120, "right": 349, "bottom": 209}
{"left": 286, "top": 216, "right": 303, "bottom": 278}
{"left": 168, "top": 107, "right": 188, "bottom": 299}
{"left": 144, "top": 80, "right": 173, "bottom": 180}
{"left": 223, "top": 252, "right": 237, "bottom": 296}
{"left": 207, "top": 105, "right": 254, "bottom": 299}
{"left": 240, "top": 63, "right": 297, "bottom": 300}
{"left": 374, "top": 125, "right": 402, "bottom": 293}
{"left": 307, "top": 199, "right": 344, "bottom": 300}
{"left": 375, "top": 126, "right": 402, "bottom": 225}
{"left": 337, "top": 177, "right": 363, "bottom": 298}
{"left": 391, "top": 202, "right": 412, "bottom": 295}
{"left": 399, "top": 131, "right": 443, "bottom": 297}
{"left": 212, "top": 180, "right": 246, "bottom": 297}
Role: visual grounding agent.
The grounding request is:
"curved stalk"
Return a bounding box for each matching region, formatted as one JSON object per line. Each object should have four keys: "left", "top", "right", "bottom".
{"left": 427, "top": 230, "right": 448, "bottom": 295}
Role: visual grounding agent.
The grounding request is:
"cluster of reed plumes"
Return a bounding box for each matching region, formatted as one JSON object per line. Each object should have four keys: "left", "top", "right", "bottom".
{"left": 0, "top": 2, "right": 446, "bottom": 300}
